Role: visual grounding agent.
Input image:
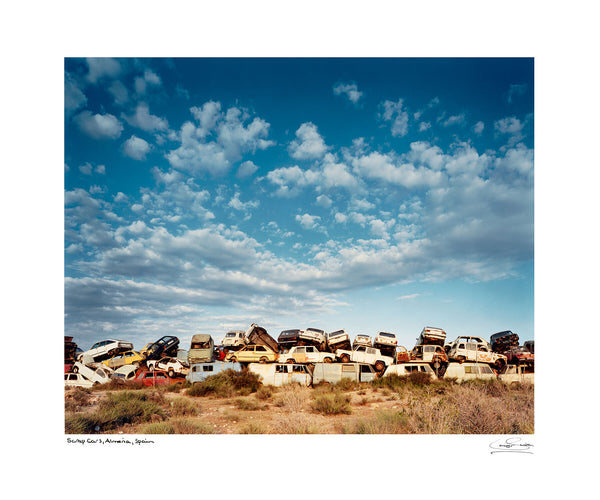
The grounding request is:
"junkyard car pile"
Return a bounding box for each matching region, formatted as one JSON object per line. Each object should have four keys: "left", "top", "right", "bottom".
{"left": 64, "top": 324, "right": 534, "bottom": 389}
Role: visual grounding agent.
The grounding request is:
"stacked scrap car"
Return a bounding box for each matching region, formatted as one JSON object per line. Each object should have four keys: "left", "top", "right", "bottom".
{"left": 187, "top": 361, "right": 242, "bottom": 384}
{"left": 225, "top": 344, "right": 277, "bottom": 364}
{"left": 335, "top": 345, "right": 394, "bottom": 372}
{"left": 222, "top": 330, "right": 246, "bottom": 351}
{"left": 78, "top": 339, "right": 133, "bottom": 364}
{"left": 383, "top": 362, "right": 437, "bottom": 380}
{"left": 147, "top": 356, "right": 189, "bottom": 377}
{"left": 373, "top": 331, "right": 398, "bottom": 358}
{"left": 446, "top": 336, "right": 507, "bottom": 370}
{"left": 326, "top": 329, "right": 352, "bottom": 352}
{"left": 312, "top": 362, "right": 377, "bottom": 384}
{"left": 278, "top": 345, "right": 335, "bottom": 364}
{"left": 141, "top": 336, "right": 179, "bottom": 361}
{"left": 188, "top": 334, "right": 214, "bottom": 364}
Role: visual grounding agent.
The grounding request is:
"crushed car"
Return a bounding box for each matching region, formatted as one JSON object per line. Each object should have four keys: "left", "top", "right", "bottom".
{"left": 225, "top": 344, "right": 278, "bottom": 364}
{"left": 446, "top": 336, "right": 507, "bottom": 369}
{"left": 222, "top": 330, "right": 247, "bottom": 351}
{"left": 299, "top": 328, "right": 327, "bottom": 350}
{"left": 383, "top": 362, "right": 438, "bottom": 380}
{"left": 443, "top": 362, "right": 497, "bottom": 383}
{"left": 335, "top": 345, "right": 395, "bottom": 372}
{"left": 78, "top": 339, "right": 134, "bottom": 364}
{"left": 244, "top": 323, "right": 279, "bottom": 353}
{"left": 490, "top": 330, "right": 520, "bottom": 353}
{"left": 142, "top": 335, "right": 180, "bottom": 361}
{"left": 410, "top": 344, "right": 449, "bottom": 374}
{"left": 498, "top": 364, "right": 534, "bottom": 385}
{"left": 65, "top": 372, "right": 94, "bottom": 389}
{"left": 188, "top": 334, "right": 214, "bottom": 364}
{"left": 277, "top": 329, "right": 301, "bottom": 352}
{"left": 326, "top": 329, "right": 352, "bottom": 352}
{"left": 102, "top": 350, "right": 144, "bottom": 370}
{"left": 72, "top": 362, "right": 113, "bottom": 385}
{"left": 132, "top": 369, "right": 183, "bottom": 387}
{"left": 417, "top": 326, "right": 446, "bottom": 347}
{"left": 147, "top": 356, "right": 189, "bottom": 377}
{"left": 353, "top": 334, "right": 372, "bottom": 349}
{"left": 277, "top": 345, "right": 335, "bottom": 364}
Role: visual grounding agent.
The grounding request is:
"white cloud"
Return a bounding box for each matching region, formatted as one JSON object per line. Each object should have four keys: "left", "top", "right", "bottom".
{"left": 134, "top": 69, "right": 162, "bottom": 95}
{"left": 441, "top": 114, "right": 466, "bottom": 127}
{"left": 123, "top": 135, "right": 151, "bottom": 160}
{"left": 166, "top": 102, "right": 274, "bottom": 176}
{"left": 333, "top": 82, "right": 363, "bottom": 104}
{"left": 508, "top": 83, "right": 527, "bottom": 103}
{"left": 86, "top": 58, "right": 122, "bottom": 83}
{"left": 74, "top": 111, "right": 123, "bottom": 139}
{"left": 65, "top": 73, "right": 87, "bottom": 117}
{"left": 473, "top": 121, "right": 485, "bottom": 135}
{"left": 124, "top": 103, "right": 168, "bottom": 132}
{"left": 296, "top": 213, "right": 321, "bottom": 229}
{"left": 380, "top": 99, "right": 409, "bottom": 137}
{"left": 316, "top": 195, "right": 333, "bottom": 208}
{"left": 288, "top": 122, "right": 329, "bottom": 160}
{"left": 237, "top": 160, "right": 259, "bottom": 178}
{"left": 108, "top": 80, "right": 129, "bottom": 106}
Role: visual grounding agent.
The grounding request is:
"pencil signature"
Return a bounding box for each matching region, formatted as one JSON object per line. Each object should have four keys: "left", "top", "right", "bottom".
{"left": 489, "top": 437, "right": 534, "bottom": 454}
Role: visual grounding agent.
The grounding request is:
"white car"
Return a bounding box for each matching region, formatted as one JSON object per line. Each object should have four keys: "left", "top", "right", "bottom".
{"left": 300, "top": 328, "right": 327, "bottom": 348}
{"left": 65, "top": 372, "right": 94, "bottom": 388}
{"left": 446, "top": 336, "right": 507, "bottom": 369}
{"left": 72, "top": 362, "right": 113, "bottom": 384}
{"left": 222, "top": 330, "right": 246, "bottom": 349}
{"left": 277, "top": 345, "right": 335, "bottom": 364}
{"left": 373, "top": 331, "right": 398, "bottom": 347}
{"left": 353, "top": 335, "right": 372, "bottom": 348}
{"left": 335, "top": 346, "right": 395, "bottom": 372}
{"left": 111, "top": 364, "right": 139, "bottom": 381}
{"left": 78, "top": 339, "right": 134, "bottom": 363}
{"left": 147, "top": 357, "right": 189, "bottom": 377}
{"left": 327, "top": 329, "right": 351, "bottom": 351}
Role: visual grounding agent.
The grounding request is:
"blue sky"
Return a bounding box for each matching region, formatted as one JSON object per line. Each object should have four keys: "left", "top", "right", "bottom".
{"left": 64, "top": 57, "right": 534, "bottom": 351}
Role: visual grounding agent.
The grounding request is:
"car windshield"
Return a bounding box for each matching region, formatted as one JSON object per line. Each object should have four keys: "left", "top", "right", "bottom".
{"left": 379, "top": 332, "right": 395, "bottom": 338}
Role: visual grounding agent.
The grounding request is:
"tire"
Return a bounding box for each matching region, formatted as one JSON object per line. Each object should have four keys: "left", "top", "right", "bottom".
{"left": 287, "top": 358, "right": 295, "bottom": 364}
{"left": 341, "top": 354, "right": 350, "bottom": 363}
{"left": 324, "top": 357, "right": 332, "bottom": 363}
{"left": 458, "top": 356, "right": 465, "bottom": 364}
{"left": 72, "top": 365, "right": 79, "bottom": 374}
{"left": 375, "top": 361, "right": 385, "bottom": 372}
{"left": 259, "top": 357, "right": 268, "bottom": 364}
{"left": 168, "top": 369, "right": 175, "bottom": 378}
{"left": 230, "top": 356, "right": 237, "bottom": 363}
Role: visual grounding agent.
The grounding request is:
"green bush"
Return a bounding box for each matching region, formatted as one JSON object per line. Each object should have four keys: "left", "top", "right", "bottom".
{"left": 64, "top": 391, "right": 165, "bottom": 434}
{"left": 186, "top": 369, "right": 261, "bottom": 398}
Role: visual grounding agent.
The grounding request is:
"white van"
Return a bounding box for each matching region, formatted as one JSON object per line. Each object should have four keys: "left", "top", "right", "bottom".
{"left": 443, "top": 362, "right": 496, "bottom": 382}
{"left": 383, "top": 362, "right": 437, "bottom": 380}
{"left": 498, "top": 364, "right": 534, "bottom": 385}
{"left": 312, "top": 362, "right": 377, "bottom": 385}
{"left": 249, "top": 363, "right": 312, "bottom": 387}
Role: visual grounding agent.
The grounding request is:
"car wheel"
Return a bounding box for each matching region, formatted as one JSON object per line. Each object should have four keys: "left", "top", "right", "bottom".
{"left": 287, "top": 358, "right": 295, "bottom": 364}
{"left": 149, "top": 364, "right": 154, "bottom": 371}
{"left": 168, "top": 369, "right": 175, "bottom": 378}
{"left": 72, "top": 365, "right": 79, "bottom": 374}
{"left": 230, "top": 356, "right": 237, "bottom": 363}
{"left": 341, "top": 354, "right": 350, "bottom": 363}
{"left": 375, "top": 361, "right": 385, "bottom": 372}
{"left": 259, "top": 357, "right": 267, "bottom": 364}
{"left": 324, "top": 357, "right": 332, "bottom": 363}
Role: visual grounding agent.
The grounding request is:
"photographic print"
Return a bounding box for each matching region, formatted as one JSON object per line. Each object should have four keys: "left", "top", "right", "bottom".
{"left": 64, "top": 57, "right": 534, "bottom": 435}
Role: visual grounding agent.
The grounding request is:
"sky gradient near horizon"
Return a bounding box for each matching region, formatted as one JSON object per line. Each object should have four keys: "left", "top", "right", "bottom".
{"left": 64, "top": 57, "right": 534, "bottom": 351}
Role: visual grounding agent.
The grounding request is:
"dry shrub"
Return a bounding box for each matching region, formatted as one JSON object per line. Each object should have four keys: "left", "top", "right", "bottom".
{"left": 273, "top": 384, "right": 311, "bottom": 412}
{"left": 311, "top": 392, "right": 352, "bottom": 415}
{"left": 65, "top": 387, "right": 92, "bottom": 411}
{"left": 170, "top": 397, "right": 200, "bottom": 416}
{"left": 344, "top": 410, "right": 409, "bottom": 434}
{"left": 239, "top": 421, "right": 268, "bottom": 434}
{"left": 234, "top": 397, "right": 266, "bottom": 411}
{"left": 271, "top": 413, "right": 323, "bottom": 434}
{"left": 255, "top": 386, "right": 274, "bottom": 400}
{"left": 140, "top": 419, "right": 216, "bottom": 434}
{"left": 186, "top": 369, "right": 261, "bottom": 398}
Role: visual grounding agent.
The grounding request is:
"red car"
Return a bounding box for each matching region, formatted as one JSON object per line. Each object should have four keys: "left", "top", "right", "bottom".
{"left": 133, "top": 370, "right": 183, "bottom": 387}
{"left": 505, "top": 346, "right": 535, "bottom": 365}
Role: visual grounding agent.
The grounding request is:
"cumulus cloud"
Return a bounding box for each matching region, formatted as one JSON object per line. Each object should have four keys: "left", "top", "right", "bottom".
{"left": 74, "top": 111, "right": 123, "bottom": 139}
{"left": 473, "top": 121, "right": 485, "bottom": 135}
{"left": 166, "top": 102, "right": 274, "bottom": 176}
{"left": 288, "top": 122, "right": 329, "bottom": 160}
{"left": 237, "top": 160, "right": 259, "bottom": 178}
{"left": 333, "top": 82, "right": 363, "bottom": 104}
{"left": 124, "top": 103, "right": 168, "bottom": 132}
{"left": 380, "top": 99, "right": 409, "bottom": 137}
{"left": 65, "top": 73, "right": 87, "bottom": 117}
{"left": 296, "top": 213, "right": 321, "bottom": 230}
{"left": 123, "top": 135, "right": 152, "bottom": 160}
{"left": 134, "top": 69, "right": 162, "bottom": 95}
{"left": 86, "top": 58, "right": 122, "bottom": 83}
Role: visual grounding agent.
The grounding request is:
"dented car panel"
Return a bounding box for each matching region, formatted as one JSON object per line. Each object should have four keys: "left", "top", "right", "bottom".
{"left": 447, "top": 337, "right": 507, "bottom": 368}
{"left": 498, "top": 364, "right": 534, "bottom": 384}
{"left": 278, "top": 345, "right": 335, "bottom": 364}
{"left": 245, "top": 324, "right": 279, "bottom": 353}
{"left": 443, "top": 362, "right": 497, "bottom": 382}
{"left": 327, "top": 329, "right": 352, "bottom": 352}
{"left": 383, "top": 362, "right": 437, "bottom": 380}
{"left": 417, "top": 326, "right": 446, "bottom": 347}
{"left": 396, "top": 345, "right": 410, "bottom": 363}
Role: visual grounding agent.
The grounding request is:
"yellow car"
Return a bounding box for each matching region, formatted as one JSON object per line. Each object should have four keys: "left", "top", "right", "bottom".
{"left": 102, "top": 350, "right": 144, "bottom": 369}
{"left": 225, "top": 344, "right": 277, "bottom": 363}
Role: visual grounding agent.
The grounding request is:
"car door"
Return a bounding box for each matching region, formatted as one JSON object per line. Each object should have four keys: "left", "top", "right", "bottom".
{"left": 291, "top": 364, "right": 310, "bottom": 386}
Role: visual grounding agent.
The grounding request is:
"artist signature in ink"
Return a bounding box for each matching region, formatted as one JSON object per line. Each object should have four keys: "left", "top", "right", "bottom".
{"left": 489, "top": 437, "right": 533, "bottom": 454}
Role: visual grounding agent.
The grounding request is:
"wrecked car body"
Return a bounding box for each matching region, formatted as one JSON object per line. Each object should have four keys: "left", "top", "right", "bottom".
{"left": 353, "top": 334, "right": 372, "bottom": 349}
{"left": 225, "top": 344, "right": 277, "bottom": 364}
{"left": 277, "top": 345, "right": 335, "bottom": 364}
{"left": 443, "top": 362, "right": 497, "bottom": 382}
{"left": 335, "top": 345, "right": 395, "bottom": 372}
{"left": 186, "top": 361, "right": 242, "bottom": 384}
{"left": 326, "top": 329, "right": 352, "bottom": 352}
{"left": 188, "top": 334, "right": 214, "bottom": 364}
{"left": 383, "top": 362, "right": 438, "bottom": 380}
{"left": 447, "top": 336, "right": 507, "bottom": 369}
{"left": 249, "top": 363, "right": 312, "bottom": 387}
{"left": 244, "top": 323, "right": 279, "bottom": 353}
{"left": 417, "top": 326, "right": 446, "bottom": 347}
{"left": 490, "top": 330, "right": 520, "bottom": 353}
{"left": 498, "top": 364, "right": 534, "bottom": 384}
{"left": 312, "top": 362, "right": 377, "bottom": 384}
